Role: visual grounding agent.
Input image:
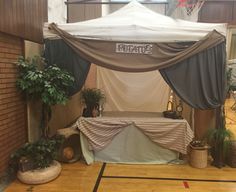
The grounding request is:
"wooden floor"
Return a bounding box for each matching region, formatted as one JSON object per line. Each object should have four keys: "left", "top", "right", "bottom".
{"left": 5, "top": 162, "right": 236, "bottom": 192}
{"left": 4, "top": 98, "right": 236, "bottom": 192}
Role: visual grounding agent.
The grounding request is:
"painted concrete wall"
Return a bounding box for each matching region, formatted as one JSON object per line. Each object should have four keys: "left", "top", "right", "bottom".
{"left": 24, "top": 41, "right": 43, "bottom": 142}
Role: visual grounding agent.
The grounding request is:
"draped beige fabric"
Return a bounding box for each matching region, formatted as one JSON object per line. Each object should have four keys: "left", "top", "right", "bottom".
{"left": 49, "top": 23, "right": 225, "bottom": 72}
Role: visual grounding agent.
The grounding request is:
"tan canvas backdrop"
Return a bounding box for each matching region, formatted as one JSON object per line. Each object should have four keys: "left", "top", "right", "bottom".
{"left": 97, "top": 67, "right": 170, "bottom": 112}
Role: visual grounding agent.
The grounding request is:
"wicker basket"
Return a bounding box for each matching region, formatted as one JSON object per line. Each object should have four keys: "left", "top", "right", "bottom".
{"left": 189, "top": 144, "right": 208, "bottom": 168}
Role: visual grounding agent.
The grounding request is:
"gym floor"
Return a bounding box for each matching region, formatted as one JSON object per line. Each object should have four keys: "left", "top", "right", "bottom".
{"left": 4, "top": 98, "right": 236, "bottom": 192}
{"left": 4, "top": 162, "right": 236, "bottom": 192}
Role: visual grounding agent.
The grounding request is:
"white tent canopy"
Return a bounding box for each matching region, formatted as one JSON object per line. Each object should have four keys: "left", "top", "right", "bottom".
{"left": 44, "top": 0, "right": 226, "bottom": 42}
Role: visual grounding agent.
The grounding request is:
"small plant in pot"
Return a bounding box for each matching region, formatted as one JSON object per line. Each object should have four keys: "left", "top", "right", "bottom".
{"left": 189, "top": 140, "right": 209, "bottom": 168}
{"left": 10, "top": 135, "right": 64, "bottom": 173}
{"left": 207, "top": 111, "right": 233, "bottom": 168}
{"left": 9, "top": 136, "right": 64, "bottom": 184}
{"left": 207, "top": 128, "right": 232, "bottom": 168}
{"left": 80, "top": 88, "right": 105, "bottom": 117}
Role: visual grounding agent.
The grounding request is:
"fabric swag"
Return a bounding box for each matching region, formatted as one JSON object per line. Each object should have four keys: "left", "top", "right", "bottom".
{"left": 49, "top": 23, "right": 225, "bottom": 72}
{"left": 45, "top": 23, "right": 226, "bottom": 110}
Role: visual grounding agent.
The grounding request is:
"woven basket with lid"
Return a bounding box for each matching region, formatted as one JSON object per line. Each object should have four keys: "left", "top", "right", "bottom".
{"left": 189, "top": 144, "right": 209, "bottom": 169}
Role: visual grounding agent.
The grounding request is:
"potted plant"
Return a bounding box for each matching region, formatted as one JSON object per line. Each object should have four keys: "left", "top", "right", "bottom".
{"left": 13, "top": 56, "right": 74, "bottom": 183}
{"left": 80, "top": 88, "right": 105, "bottom": 117}
{"left": 207, "top": 110, "right": 233, "bottom": 168}
{"left": 9, "top": 135, "right": 64, "bottom": 184}
{"left": 10, "top": 136, "right": 63, "bottom": 171}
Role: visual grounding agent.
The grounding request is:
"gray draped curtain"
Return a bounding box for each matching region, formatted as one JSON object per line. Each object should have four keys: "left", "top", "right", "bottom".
{"left": 44, "top": 39, "right": 91, "bottom": 95}
{"left": 160, "top": 42, "right": 226, "bottom": 109}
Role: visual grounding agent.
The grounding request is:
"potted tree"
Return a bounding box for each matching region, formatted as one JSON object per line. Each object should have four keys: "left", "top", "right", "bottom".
{"left": 80, "top": 88, "right": 105, "bottom": 117}
{"left": 12, "top": 56, "right": 74, "bottom": 184}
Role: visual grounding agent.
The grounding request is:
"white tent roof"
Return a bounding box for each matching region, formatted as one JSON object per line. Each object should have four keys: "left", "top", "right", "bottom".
{"left": 44, "top": 0, "right": 227, "bottom": 42}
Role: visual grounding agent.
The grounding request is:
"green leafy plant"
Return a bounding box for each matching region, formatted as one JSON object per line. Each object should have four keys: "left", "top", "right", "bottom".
{"left": 190, "top": 140, "right": 207, "bottom": 148}
{"left": 16, "top": 56, "right": 75, "bottom": 137}
{"left": 80, "top": 88, "right": 105, "bottom": 117}
{"left": 10, "top": 136, "right": 64, "bottom": 172}
{"left": 206, "top": 110, "right": 233, "bottom": 168}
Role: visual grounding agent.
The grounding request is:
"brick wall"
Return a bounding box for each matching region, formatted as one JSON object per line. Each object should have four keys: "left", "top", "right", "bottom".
{"left": 0, "top": 32, "right": 27, "bottom": 174}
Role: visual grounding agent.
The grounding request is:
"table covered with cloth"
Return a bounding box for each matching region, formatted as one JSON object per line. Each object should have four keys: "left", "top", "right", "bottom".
{"left": 76, "top": 112, "right": 194, "bottom": 155}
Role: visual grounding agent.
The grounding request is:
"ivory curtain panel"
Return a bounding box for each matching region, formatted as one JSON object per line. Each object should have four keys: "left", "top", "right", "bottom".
{"left": 97, "top": 67, "right": 170, "bottom": 112}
